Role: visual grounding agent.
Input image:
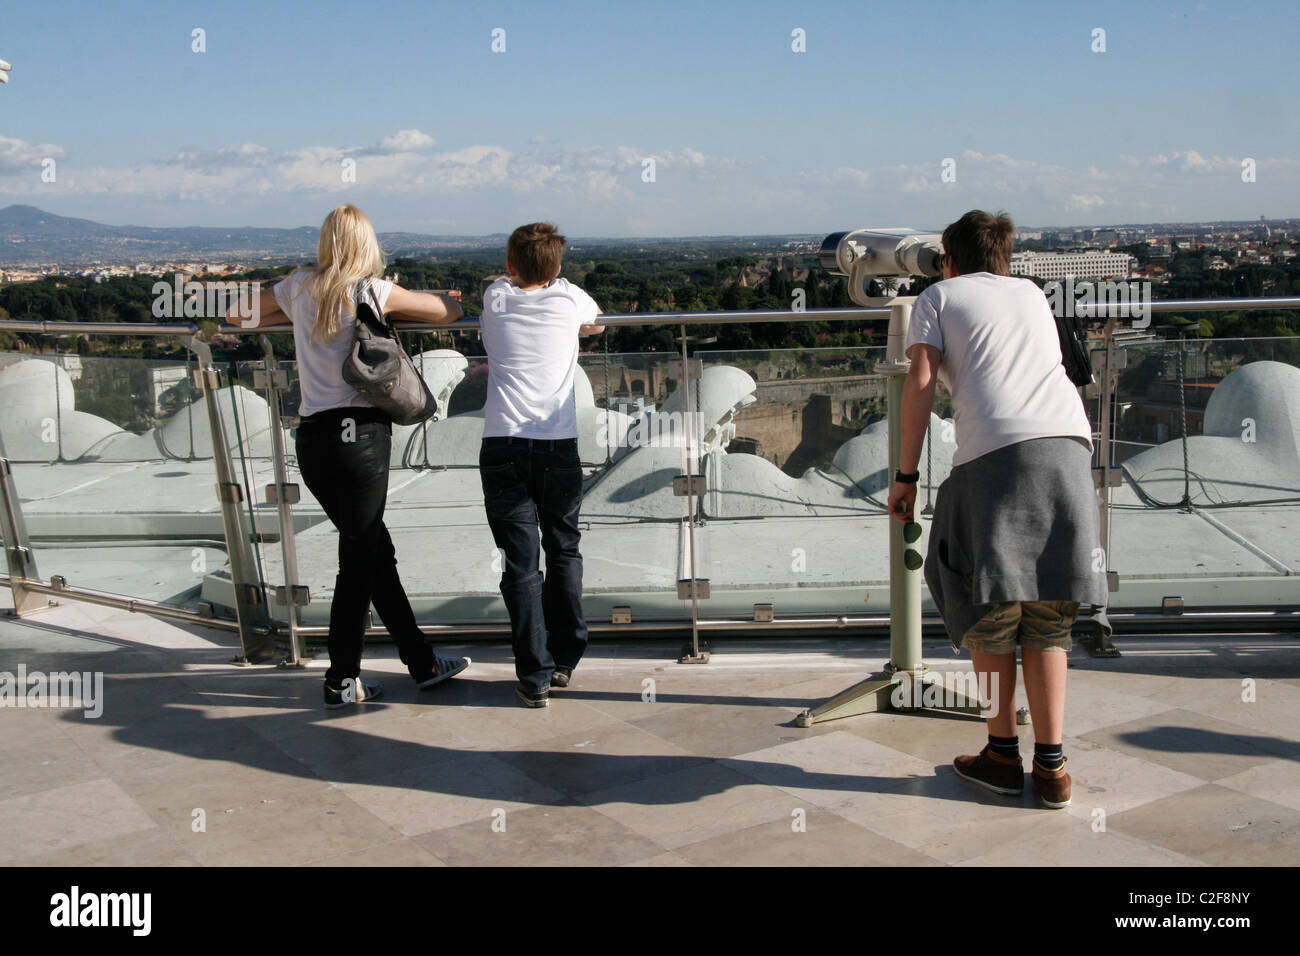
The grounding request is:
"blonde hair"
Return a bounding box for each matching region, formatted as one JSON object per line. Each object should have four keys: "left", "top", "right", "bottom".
{"left": 297, "top": 204, "right": 386, "bottom": 343}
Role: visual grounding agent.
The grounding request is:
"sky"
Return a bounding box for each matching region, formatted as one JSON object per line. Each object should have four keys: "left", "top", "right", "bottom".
{"left": 1, "top": 0, "right": 1298, "bottom": 236}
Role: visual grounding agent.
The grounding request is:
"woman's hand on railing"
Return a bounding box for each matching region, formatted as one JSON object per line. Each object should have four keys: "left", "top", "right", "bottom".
{"left": 224, "top": 282, "right": 290, "bottom": 329}
{"left": 386, "top": 285, "right": 463, "bottom": 326}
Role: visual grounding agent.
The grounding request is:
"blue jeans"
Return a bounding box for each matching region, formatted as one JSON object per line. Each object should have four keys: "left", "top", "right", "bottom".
{"left": 479, "top": 436, "right": 588, "bottom": 693}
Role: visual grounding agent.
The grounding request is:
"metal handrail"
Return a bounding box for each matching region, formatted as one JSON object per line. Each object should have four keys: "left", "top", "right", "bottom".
{"left": 1, "top": 296, "right": 1298, "bottom": 337}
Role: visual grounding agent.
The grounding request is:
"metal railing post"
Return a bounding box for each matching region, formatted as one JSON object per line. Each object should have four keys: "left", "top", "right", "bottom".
{"left": 1097, "top": 318, "right": 1117, "bottom": 580}
{"left": 185, "top": 336, "right": 275, "bottom": 663}
{"left": 0, "top": 429, "right": 54, "bottom": 615}
{"left": 677, "top": 323, "right": 710, "bottom": 663}
{"left": 257, "top": 336, "right": 309, "bottom": 666}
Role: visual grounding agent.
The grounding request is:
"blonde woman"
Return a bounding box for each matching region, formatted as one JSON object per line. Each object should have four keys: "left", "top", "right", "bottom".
{"left": 234, "top": 204, "right": 470, "bottom": 708}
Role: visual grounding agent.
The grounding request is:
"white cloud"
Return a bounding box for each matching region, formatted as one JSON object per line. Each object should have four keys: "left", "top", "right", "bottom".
{"left": 159, "top": 143, "right": 271, "bottom": 169}
{"left": 366, "top": 129, "right": 435, "bottom": 155}
{"left": 2, "top": 134, "right": 1297, "bottom": 234}
{"left": 1065, "top": 194, "right": 1106, "bottom": 211}
{"left": 0, "top": 135, "right": 65, "bottom": 174}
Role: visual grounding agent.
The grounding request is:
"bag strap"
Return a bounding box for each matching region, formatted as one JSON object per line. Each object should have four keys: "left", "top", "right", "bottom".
{"left": 352, "top": 278, "right": 393, "bottom": 334}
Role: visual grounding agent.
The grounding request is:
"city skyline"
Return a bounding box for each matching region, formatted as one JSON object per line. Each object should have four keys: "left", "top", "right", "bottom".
{"left": 2, "top": 0, "right": 1297, "bottom": 236}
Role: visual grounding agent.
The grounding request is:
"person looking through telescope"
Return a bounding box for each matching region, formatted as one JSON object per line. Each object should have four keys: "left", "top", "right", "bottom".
{"left": 886, "top": 209, "right": 1107, "bottom": 809}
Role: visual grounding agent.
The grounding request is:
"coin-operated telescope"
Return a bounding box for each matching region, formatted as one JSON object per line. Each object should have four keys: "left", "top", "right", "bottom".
{"left": 819, "top": 226, "right": 945, "bottom": 362}
{"left": 796, "top": 225, "right": 982, "bottom": 728}
{"left": 819, "top": 228, "right": 943, "bottom": 305}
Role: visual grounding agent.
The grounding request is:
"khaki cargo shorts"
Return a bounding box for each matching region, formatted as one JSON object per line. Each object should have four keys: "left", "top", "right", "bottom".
{"left": 961, "top": 600, "right": 1080, "bottom": 654}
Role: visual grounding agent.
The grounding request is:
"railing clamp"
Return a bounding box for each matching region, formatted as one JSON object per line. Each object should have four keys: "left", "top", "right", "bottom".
{"left": 677, "top": 578, "right": 711, "bottom": 600}
{"left": 674, "top": 358, "right": 703, "bottom": 380}
{"left": 216, "top": 482, "right": 244, "bottom": 503}
{"left": 265, "top": 483, "right": 300, "bottom": 505}
{"left": 672, "top": 475, "right": 707, "bottom": 496}
{"left": 1092, "top": 468, "right": 1122, "bottom": 488}
{"left": 272, "top": 585, "right": 310, "bottom": 607}
{"left": 252, "top": 368, "right": 290, "bottom": 390}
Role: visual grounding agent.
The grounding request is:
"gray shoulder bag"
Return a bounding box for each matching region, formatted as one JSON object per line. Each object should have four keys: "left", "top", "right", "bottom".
{"left": 341, "top": 279, "right": 438, "bottom": 425}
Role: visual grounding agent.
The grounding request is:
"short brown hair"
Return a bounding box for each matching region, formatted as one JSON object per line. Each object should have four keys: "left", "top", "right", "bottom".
{"left": 507, "top": 222, "right": 566, "bottom": 285}
{"left": 941, "top": 210, "right": 1015, "bottom": 276}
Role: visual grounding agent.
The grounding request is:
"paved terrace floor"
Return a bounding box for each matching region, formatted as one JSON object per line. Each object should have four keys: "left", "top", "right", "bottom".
{"left": 1, "top": 596, "right": 1297, "bottom": 866}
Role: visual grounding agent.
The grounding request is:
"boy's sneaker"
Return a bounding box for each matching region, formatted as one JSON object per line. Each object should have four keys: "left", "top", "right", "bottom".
{"left": 1031, "top": 756, "right": 1072, "bottom": 808}
{"left": 953, "top": 744, "right": 1025, "bottom": 796}
{"left": 551, "top": 666, "right": 573, "bottom": 689}
{"left": 323, "top": 678, "right": 383, "bottom": 710}
{"left": 414, "top": 655, "right": 471, "bottom": 690}
{"left": 516, "top": 684, "right": 549, "bottom": 708}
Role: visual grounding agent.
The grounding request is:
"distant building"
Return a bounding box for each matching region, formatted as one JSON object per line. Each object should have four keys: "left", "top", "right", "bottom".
{"left": 1009, "top": 250, "right": 1133, "bottom": 281}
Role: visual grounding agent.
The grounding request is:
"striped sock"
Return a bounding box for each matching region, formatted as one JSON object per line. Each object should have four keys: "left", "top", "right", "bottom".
{"left": 1034, "top": 743, "right": 1065, "bottom": 770}
{"left": 988, "top": 735, "right": 1020, "bottom": 759}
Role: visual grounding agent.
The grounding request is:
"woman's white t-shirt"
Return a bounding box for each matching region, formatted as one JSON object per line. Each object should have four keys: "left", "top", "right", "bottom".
{"left": 273, "top": 270, "right": 393, "bottom": 417}
{"left": 905, "top": 272, "right": 1093, "bottom": 467}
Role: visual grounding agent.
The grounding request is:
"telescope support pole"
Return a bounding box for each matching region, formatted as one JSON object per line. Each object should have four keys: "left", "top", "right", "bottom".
{"left": 797, "top": 298, "right": 981, "bottom": 726}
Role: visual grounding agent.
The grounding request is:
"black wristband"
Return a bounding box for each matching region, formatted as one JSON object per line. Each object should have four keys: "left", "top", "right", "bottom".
{"left": 894, "top": 469, "right": 920, "bottom": 484}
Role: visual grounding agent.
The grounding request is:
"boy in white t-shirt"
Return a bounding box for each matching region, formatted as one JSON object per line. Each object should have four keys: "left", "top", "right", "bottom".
{"left": 478, "top": 223, "right": 604, "bottom": 708}
{"left": 887, "top": 210, "right": 1107, "bottom": 810}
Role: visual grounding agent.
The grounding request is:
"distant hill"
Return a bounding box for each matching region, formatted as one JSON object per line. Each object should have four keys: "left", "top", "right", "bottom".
{"left": 0, "top": 205, "right": 508, "bottom": 267}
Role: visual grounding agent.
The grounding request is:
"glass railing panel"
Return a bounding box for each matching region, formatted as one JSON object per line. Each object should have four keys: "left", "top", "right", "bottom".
{"left": 574, "top": 349, "right": 704, "bottom": 620}
{"left": 221, "top": 357, "right": 295, "bottom": 626}
{"left": 0, "top": 350, "right": 222, "bottom": 608}
{"left": 689, "top": 336, "right": 1300, "bottom": 617}
{"left": 1109, "top": 337, "right": 1300, "bottom": 598}
{"left": 235, "top": 347, "right": 688, "bottom": 631}
{"left": 689, "top": 347, "right": 902, "bottom": 617}
{"left": 9, "top": 326, "right": 1292, "bottom": 632}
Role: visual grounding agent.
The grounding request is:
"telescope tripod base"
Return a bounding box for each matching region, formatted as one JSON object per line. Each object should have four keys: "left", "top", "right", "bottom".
{"left": 795, "top": 667, "right": 985, "bottom": 727}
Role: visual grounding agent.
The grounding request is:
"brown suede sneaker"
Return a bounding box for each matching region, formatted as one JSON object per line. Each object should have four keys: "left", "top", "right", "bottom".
{"left": 1031, "top": 756, "right": 1072, "bottom": 808}
{"left": 953, "top": 744, "right": 1025, "bottom": 796}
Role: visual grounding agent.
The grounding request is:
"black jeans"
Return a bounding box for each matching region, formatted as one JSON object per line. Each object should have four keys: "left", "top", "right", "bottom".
{"left": 479, "top": 436, "right": 588, "bottom": 692}
{"left": 295, "top": 407, "right": 434, "bottom": 685}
